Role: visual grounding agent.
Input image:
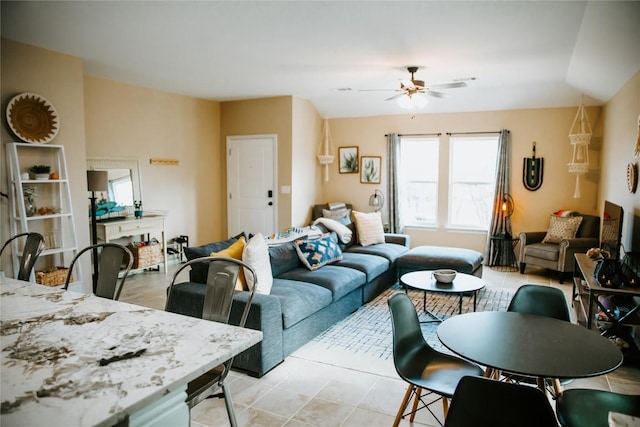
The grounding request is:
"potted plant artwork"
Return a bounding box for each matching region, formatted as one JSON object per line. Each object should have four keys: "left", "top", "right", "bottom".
{"left": 29, "top": 165, "right": 51, "bottom": 180}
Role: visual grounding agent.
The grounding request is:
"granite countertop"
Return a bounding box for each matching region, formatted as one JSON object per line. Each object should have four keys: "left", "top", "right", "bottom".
{"left": 0, "top": 278, "right": 262, "bottom": 426}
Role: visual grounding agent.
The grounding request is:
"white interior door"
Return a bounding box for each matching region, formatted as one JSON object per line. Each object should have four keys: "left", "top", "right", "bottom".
{"left": 227, "top": 135, "right": 277, "bottom": 237}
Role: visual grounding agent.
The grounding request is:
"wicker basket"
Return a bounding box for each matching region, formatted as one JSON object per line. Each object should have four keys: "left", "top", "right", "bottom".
{"left": 128, "top": 241, "right": 163, "bottom": 269}
{"left": 36, "top": 267, "right": 71, "bottom": 287}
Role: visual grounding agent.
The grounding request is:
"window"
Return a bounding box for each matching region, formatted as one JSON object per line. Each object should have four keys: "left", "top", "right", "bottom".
{"left": 398, "top": 137, "right": 439, "bottom": 226}
{"left": 448, "top": 136, "right": 499, "bottom": 229}
{"left": 397, "top": 134, "right": 499, "bottom": 230}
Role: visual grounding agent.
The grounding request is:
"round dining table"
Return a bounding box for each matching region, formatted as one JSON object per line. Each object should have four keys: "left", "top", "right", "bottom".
{"left": 437, "top": 311, "right": 623, "bottom": 390}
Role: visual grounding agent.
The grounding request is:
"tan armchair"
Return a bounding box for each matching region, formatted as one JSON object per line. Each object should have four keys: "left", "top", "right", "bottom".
{"left": 519, "top": 214, "right": 600, "bottom": 283}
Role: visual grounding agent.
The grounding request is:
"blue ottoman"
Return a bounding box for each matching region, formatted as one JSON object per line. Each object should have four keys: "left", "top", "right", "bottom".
{"left": 396, "top": 245, "right": 484, "bottom": 278}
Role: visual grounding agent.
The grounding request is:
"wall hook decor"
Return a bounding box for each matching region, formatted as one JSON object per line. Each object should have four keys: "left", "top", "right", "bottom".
{"left": 523, "top": 141, "right": 544, "bottom": 191}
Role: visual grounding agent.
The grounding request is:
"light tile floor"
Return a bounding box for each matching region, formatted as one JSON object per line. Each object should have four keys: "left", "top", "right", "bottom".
{"left": 120, "top": 263, "right": 640, "bottom": 427}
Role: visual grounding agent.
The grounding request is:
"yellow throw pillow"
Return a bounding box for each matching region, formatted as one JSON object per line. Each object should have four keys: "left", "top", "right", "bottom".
{"left": 210, "top": 236, "right": 247, "bottom": 290}
{"left": 353, "top": 211, "right": 385, "bottom": 247}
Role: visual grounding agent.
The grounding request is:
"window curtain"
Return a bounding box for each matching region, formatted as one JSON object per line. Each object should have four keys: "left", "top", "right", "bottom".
{"left": 386, "top": 133, "right": 402, "bottom": 233}
{"left": 485, "top": 129, "right": 512, "bottom": 264}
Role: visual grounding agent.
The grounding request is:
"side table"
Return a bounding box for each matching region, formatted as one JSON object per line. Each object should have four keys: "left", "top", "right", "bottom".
{"left": 489, "top": 234, "right": 518, "bottom": 270}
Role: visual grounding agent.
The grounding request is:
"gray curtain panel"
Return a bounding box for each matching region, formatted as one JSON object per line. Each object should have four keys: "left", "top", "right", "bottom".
{"left": 486, "top": 129, "right": 512, "bottom": 263}
{"left": 386, "top": 133, "right": 402, "bottom": 234}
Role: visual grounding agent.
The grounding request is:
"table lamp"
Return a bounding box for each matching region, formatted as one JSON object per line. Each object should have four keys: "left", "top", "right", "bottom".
{"left": 87, "top": 170, "right": 108, "bottom": 293}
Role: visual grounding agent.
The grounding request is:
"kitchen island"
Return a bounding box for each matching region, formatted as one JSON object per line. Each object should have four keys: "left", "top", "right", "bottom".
{"left": 0, "top": 278, "right": 262, "bottom": 426}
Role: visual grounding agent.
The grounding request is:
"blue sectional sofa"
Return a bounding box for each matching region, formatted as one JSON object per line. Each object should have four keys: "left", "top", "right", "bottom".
{"left": 166, "top": 214, "right": 409, "bottom": 377}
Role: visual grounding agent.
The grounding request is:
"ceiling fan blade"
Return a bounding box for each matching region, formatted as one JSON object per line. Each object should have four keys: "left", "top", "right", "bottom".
{"left": 429, "top": 82, "right": 468, "bottom": 90}
{"left": 386, "top": 93, "right": 407, "bottom": 101}
{"left": 426, "top": 90, "right": 450, "bottom": 99}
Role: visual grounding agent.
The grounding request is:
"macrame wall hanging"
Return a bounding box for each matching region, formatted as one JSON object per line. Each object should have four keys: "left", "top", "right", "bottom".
{"left": 567, "top": 96, "right": 592, "bottom": 198}
{"left": 523, "top": 141, "right": 543, "bottom": 191}
{"left": 317, "top": 119, "right": 335, "bottom": 182}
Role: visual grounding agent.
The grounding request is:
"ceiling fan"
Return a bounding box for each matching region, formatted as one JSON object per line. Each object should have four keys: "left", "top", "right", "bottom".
{"left": 361, "top": 66, "right": 468, "bottom": 108}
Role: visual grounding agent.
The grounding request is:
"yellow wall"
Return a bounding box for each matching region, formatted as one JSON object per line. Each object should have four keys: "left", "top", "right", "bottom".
{"left": 83, "top": 76, "right": 222, "bottom": 246}
{"left": 1, "top": 39, "right": 90, "bottom": 284}
{"left": 324, "top": 108, "right": 601, "bottom": 252}
{"left": 220, "top": 96, "right": 294, "bottom": 231}
{"left": 599, "top": 71, "right": 640, "bottom": 253}
{"left": 292, "top": 97, "right": 323, "bottom": 226}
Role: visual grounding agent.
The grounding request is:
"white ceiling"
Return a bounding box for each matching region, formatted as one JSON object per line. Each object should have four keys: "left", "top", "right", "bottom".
{"left": 2, "top": 1, "right": 639, "bottom": 118}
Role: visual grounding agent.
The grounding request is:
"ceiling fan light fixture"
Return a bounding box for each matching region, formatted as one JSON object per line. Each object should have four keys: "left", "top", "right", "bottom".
{"left": 397, "top": 92, "right": 428, "bottom": 109}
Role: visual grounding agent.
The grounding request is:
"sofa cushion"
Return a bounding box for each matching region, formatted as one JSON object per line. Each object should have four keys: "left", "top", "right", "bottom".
{"left": 278, "top": 265, "right": 366, "bottom": 301}
{"left": 269, "top": 242, "right": 300, "bottom": 277}
{"left": 524, "top": 242, "right": 560, "bottom": 262}
{"left": 345, "top": 242, "right": 409, "bottom": 263}
{"left": 165, "top": 281, "right": 206, "bottom": 318}
{"left": 396, "top": 245, "right": 484, "bottom": 275}
{"left": 295, "top": 234, "right": 343, "bottom": 271}
{"left": 269, "top": 279, "right": 333, "bottom": 329}
{"left": 183, "top": 233, "right": 245, "bottom": 283}
{"left": 336, "top": 252, "right": 390, "bottom": 282}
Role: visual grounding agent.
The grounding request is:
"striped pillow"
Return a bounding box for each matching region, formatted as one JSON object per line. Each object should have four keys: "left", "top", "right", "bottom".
{"left": 353, "top": 211, "right": 385, "bottom": 247}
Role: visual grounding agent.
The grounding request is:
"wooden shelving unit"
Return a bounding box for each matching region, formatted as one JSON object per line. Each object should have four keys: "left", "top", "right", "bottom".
{"left": 6, "top": 142, "right": 83, "bottom": 290}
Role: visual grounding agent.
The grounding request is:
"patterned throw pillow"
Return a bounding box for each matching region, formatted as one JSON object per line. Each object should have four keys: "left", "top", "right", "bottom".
{"left": 353, "top": 210, "right": 385, "bottom": 247}
{"left": 294, "top": 234, "right": 343, "bottom": 271}
{"left": 542, "top": 215, "right": 583, "bottom": 244}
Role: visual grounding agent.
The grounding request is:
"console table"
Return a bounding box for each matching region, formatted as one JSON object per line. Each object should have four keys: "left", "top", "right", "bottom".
{"left": 573, "top": 253, "right": 640, "bottom": 364}
{"left": 94, "top": 215, "right": 167, "bottom": 273}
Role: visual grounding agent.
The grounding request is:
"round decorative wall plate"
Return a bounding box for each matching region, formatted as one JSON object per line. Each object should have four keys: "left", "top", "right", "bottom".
{"left": 627, "top": 162, "right": 638, "bottom": 194}
{"left": 6, "top": 93, "right": 59, "bottom": 144}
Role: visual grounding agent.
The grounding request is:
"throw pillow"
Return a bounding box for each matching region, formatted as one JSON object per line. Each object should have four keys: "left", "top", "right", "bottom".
{"left": 554, "top": 210, "right": 579, "bottom": 217}
{"left": 210, "top": 237, "right": 247, "bottom": 290}
{"left": 242, "top": 233, "right": 273, "bottom": 295}
{"left": 322, "top": 208, "right": 352, "bottom": 225}
{"left": 183, "top": 232, "right": 245, "bottom": 283}
{"left": 294, "top": 234, "right": 343, "bottom": 271}
{"left": 542, "top": 215, "right": 584, "bottom": 244}
{"left": 312, "top": 217, "right": 353, "bottom": 244}
{"left": 353, "top": 210, "right": 385, "bottom": 247}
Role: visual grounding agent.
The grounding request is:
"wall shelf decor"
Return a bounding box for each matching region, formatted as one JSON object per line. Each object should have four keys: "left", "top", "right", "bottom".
{"left": 339, "top": 146, "right": 358, "bottom": 174}
{"left": 568, "top": 96, "right": 592, "bottom": 198}
{"left": 523, "top": 141, "right": 544, "bottom": 191}
{"left": 360, "top": 156, "right": 381, "bottom": 184}
{"left": 6, "top": 93, "right": 59, "bottom": 144}
{"left": 6, "top": 142, "right": 83, "bottom": 289}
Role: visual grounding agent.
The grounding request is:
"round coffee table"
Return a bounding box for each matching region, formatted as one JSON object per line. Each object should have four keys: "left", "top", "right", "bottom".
{"left": 400, "top": 270, "right": 485, "bottom": 322}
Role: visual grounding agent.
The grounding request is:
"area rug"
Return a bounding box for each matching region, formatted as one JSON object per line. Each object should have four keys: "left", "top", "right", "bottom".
{"left": 292, "top": 284, "right": 515, "bottom": 377}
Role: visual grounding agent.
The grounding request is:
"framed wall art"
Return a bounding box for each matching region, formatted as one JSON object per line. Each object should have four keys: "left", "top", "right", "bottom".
{"left": 339, "top": 146, "right": 359, "bottom": 173}
{"left": 360, "top": 156, "right": 381, "bottom": 184}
